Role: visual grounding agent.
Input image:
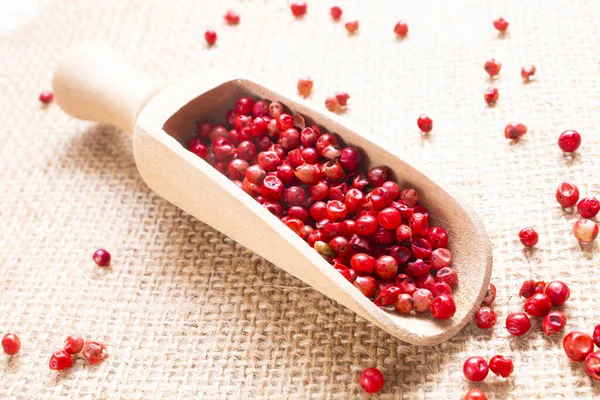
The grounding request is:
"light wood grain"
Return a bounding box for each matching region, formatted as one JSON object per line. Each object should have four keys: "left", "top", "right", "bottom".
{"left": 53, "top": 42, "right": 493, "bottom": 345}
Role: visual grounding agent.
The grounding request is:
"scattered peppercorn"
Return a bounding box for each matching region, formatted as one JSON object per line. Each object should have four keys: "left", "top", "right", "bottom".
{"left": 493, "top": 17, "right": 509, "bottom": 32}
{"left": 2, "top": 333, "right": 21, "bottom": 356}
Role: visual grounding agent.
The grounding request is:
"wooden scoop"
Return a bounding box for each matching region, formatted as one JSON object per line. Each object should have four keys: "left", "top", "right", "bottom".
{"left": 53, "top": 41, "right": 493, "bottom": 345}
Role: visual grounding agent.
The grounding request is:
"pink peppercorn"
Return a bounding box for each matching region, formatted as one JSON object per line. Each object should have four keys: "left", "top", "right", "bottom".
{"left": 577, "top": 197, "right": 600, "bottom": 218}
{"left": 505, "top": 312, "right": 531, "bottom": 336}
{"left": 474, "top": 307, "right": 497, "bottom": 329}
{"left": 204, "top": 30, "right": 217, "bottom": 45}
{"left": 521, "top": 65, "right": 536, "bottom": 81}
{"left": 359, "top": 367, "right": 384, "bottom": 393}
{"left": 463, "top": 356, "right": 489, "bottom": 382}
{"left": 93, "top": 249, "right": 111, "bottom": 267}
{"left": 290, "top": 1, "right": 307, "bottom": 17}
{"left": 556, "top": 182, "right": 580, "bottom": 207}
{"left": 573, "top": 218, "right": 599, "bottom": 243}
{"left": 39, "top": 90, "right": 53, "bottom": 104}
{"left": 330, "top": 6, "right": 342, "bottom": 20}
{"left": 504, "top": 123, "right": 527, "bottom": 140}
{"left": 493, "top": 17, "right": 509, "bottom": 32}
{"left": 484, "top": 58, "right": 502, "bottom": 76}
{"left": 345, "top": 20, "right": 359, "bottom": 34}
{"left": 519, "top": 227, "right": 538, "bottom": 247}
{"left": 394, "top": 21, "right": 408, "bottom": 38}
{"left": 2, "top": 333, "right": 21, "bottom": 355}
{"left": 417, "top": 114, "right": 433, "bottom": 133}
{"left": 558, "top": 130, "right": 581, "bottom": 153}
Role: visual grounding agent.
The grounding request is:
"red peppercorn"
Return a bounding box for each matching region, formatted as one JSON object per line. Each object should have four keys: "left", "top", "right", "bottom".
{"left": 431, "top": 281, "right": 452, "bottom": 297}
{"left": 430, "top": 294, "right": 456, "bottom": 320}
{"left": 330, "top": 6, "right": 342, "bottom": 20}
{"left": 436, "top": 267, "right": 458, "bottom": 287}
{"left": 359, "top": 367, "right": 384, "bottom": 393}
{"left": 577, "top": 197, "right": 600, "bottom": 218}
{"left": 224, "top": 10, "right": 240, "bottom": 25}
{"left": 464, "top": 388, "right": 488, "bottom": 400}
{"left": 544, "top": 281, "right": 570, "bottom": 306}
{"left": 430, "top": 248, "right": 452, "bottom": 270}
{"left": 354, "top": 276, "right": 377, "bottom": 297}
{"left": 493, "top": 17, "right": 509, "bottom": 32}
{"left": 463, "top": 356, "right": 489, "bottom": 382}
{"left": 377, "top": 207, "right": 402, "bottom": 230}
{"left": 573, "top": 218, "right": 599, "bottom": 243}
{"left": 411, "top": 237, "right": 432, "bottom": 259}
{"left": 563, "top": 332, "right": 594, "bottom": 362}
{"left": 481, "top": 283, "right": 496, "bottom": 306}
{"left": 394, "top": 21, "right": 408, "bottom": 38}
{"left": 504, "top": 122, "right": 527, "bottom": 140}
{"left": 326, "top": 200, "right": 347, "bottom": 222}
{"left": 593, "top": 325, "right": 600, "bottom": 348}
{"left": 524, "top": 293, "right": 552, "bottom": 317}
{"left": 474, "top": 307, "right": 497, "bottom": 329}
{"left": 585, "top": 352, "right": 600, "bottom": 380}
{"left": 411, "top": 288, "right": 432, "bottom": 312}
{"left": 93, "top": 249, "right": 111, "bottom": 267}
{"left": 290, "top": 1, "right": 307, "bottom": 17}
{"left": 394, "top": 293, "right": 413, "bottom": 313}
{"left": 374, "top": 255, "right": 398, "bottom": 281}
{"left": 408, "top": 213, "right": 429, "bottom": 238}
{"left": 64, "top": 334, "right": 84, "bottom": 354}
{"left": 260, "top": 175, "right": 284, "bottom": 201}
{"left": 350, "top": 253, "right": 376, "bottom": 275}
{"left": 339, "top": 147, "right": 362, "bottom": 172}
{"left": 489, "top": 355, "right": 514, "bottom": 378}
{"left": 417, "top": 114, "right": 433, "bottom": 133}
{"left": 2, "top": 333, "right": 21, "bottom": 355}
{"left": 542, "top": 310, "right": 567, "bottom": 335}
{"left": 427, "top": 226, "right": 448, "bottom": 249}
{"left": 187, "top": 138, "right": 208, "bottom": 158}
{"left": 49, "top": 349, "right": 73, "bottom": 370}
{"left": 484, "top": 58, "right": 502, "bottom": 76}
{"left": 204, "top": 30, "right": 217, "bottom": 45}
{"left": 297, "top": 77, "right": 313, "bottom": 98}
{"left": 325, "top": 96, "right": 340, "bottom": 112}
{"left": 518, "top": 227, "right": 538, "bottom": 247}
{"left": 82, "top": 341, "right": 107, "bottom": 365}
{"left": 505, "top": 312, "right": 531, "bottom": 336}
{"left": 367, "top": 166, "right": 388, "bottom": 187}
{"left": 356, "top": 215, "right": 378, "bottom": 236}
{"left": 558, "top": 130, "right": 581, "bottom": 153}
{"left": 345, "top": 20, "right": 359, "bottom": 34}
{"left": 521, "top": 65, "right": 536, "bottom": 81}
{"left": 484, "top": 87, "right": 499, "bottom": 105}
{"left": 374, "top": 285, "right": 402, "bottom": 307}
{"left": 39, "top": 90, "right": 53, "bottom": 104}
{"left": 556, "top": 182, "right": 580, "bottom": 207}
{"left": 335, "top": 92, "right": 350, "bottom": 106}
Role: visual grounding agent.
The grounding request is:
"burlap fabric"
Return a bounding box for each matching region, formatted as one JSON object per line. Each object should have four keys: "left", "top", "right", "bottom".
{"left": 1, "top": 0, "right": 599, "bottom": 398}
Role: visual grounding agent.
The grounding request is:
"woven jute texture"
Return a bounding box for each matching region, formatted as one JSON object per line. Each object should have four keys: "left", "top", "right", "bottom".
{"left": 1, "top": 0, "right": 600, "bottom": 398}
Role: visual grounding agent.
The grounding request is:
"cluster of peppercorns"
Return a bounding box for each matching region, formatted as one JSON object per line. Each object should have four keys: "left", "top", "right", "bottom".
{"left": 517, "top": 181, "right": 598, "bottom": 249}
{"left": 563, "top": 327, "right": 600, "bottom": 380}
{"left": 187, "top": 96, "right": 458, "bottom": 321}
{"left": 556, "top": 182, "right": 599, "bottom": 243}
{"left": 50, "top": 335, "right": 108, "bottom": 371}
{"left": 504, "top": 280, "right": 570, "bottom": 337}
{"left": 3, "top": 333, "right": 107, "bottom": 371}
{"left": 473, "top": 283, "right": 497, "bottom": 329}
{"left": 463, "top": 354, "right": 514, "bottom": 382}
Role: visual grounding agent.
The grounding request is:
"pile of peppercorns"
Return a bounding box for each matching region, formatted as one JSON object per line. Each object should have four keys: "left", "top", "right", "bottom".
{"left": 187, "top": 95, "right": 458, "bottom": 321}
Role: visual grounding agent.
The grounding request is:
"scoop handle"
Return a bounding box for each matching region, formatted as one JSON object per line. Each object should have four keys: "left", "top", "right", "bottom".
{"left": 52, "top": 41, "right": 160, "bottom": 134}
